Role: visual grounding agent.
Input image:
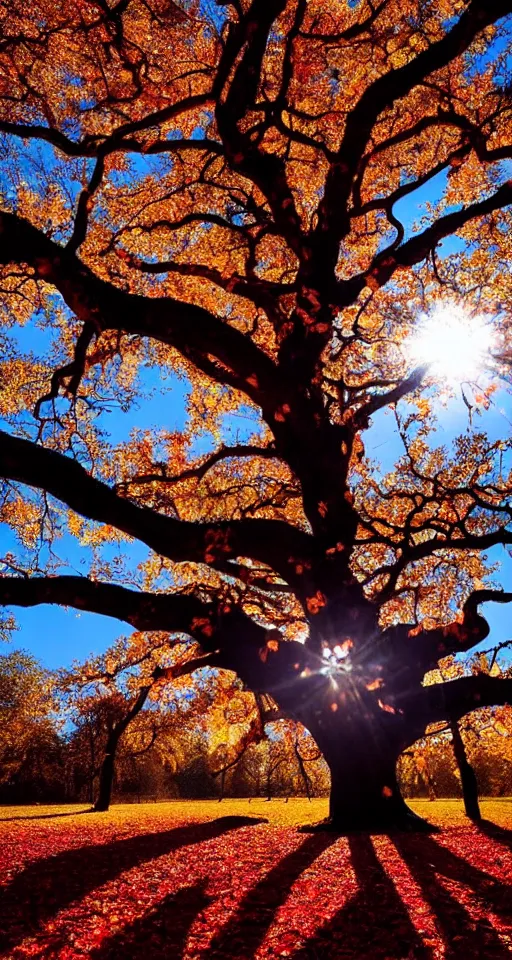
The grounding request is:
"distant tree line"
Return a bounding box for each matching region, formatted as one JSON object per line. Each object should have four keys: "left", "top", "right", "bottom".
{"left": 1, "top": 648, "right": 511, "bottom": 809}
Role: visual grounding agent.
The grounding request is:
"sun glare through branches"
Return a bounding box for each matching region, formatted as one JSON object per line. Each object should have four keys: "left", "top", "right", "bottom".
{"left": 407, "top": 302, "right": 495, "bottom": 383}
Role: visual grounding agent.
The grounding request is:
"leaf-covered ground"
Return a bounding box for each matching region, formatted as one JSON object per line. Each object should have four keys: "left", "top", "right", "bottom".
{"left": 0, "top": 799, "right": 510, "bottom": 959}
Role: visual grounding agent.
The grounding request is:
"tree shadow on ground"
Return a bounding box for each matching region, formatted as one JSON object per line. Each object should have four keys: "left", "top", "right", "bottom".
{"left": 0, "top": 808, "right": 92, "bottom": 822}
{"left": 90, "top": 881, "right": 211, "bottom": 960}
{"left": 0, "top": 816, "right": 265, "bottom": 955}
{"left": 207, "top": 833, "right": 338, "bottom": 959}
{"left": 95, "top": 827, "right": 512, "bottom": 960}
{"left": 3, "top": 817, "right": 511, "bottom": 960}
{"left": 477, "top": 819, "right": 512, "bottom": 853}
{"left": 88, "top": 833, "right": 431, "bottom": 960}
{"left": 393, "top": 832, "right": 512, "bottom": 959}
{"left": 294, "top": 834, "right": 431, "bottom": 960}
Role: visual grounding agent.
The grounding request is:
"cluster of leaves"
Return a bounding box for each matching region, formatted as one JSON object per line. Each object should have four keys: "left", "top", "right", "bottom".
{"left": 0, "top": 650, "right": 60, "bottom": 790}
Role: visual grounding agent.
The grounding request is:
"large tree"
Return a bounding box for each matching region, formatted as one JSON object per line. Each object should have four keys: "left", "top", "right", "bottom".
{"left": 1, "top": 0, "right": 512, "bottom": 829}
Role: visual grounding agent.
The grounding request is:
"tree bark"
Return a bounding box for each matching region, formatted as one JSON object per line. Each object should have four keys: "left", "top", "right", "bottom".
{"left": 218, "top": 768, "right": 226, "bottom": 802}
{"left": 300, "top": 707, "right": 433, "bottom": 833}
{"left": 294, "top": 739, "right": 313, "bottom": 801}
{"left": 88, "top": 723, "right": 96, "bottom": 805}
{"left": 326, "top": 751, "right": 424, "bottom": 831}
{"left": 450, "top": 719, "right": 481, "bottom": 821}
{"left": 266, "top": 767, "right": 272, "bottom": 801}
{"left": 93, "top": 683, "right": 152, "bottom": 812}
{"left": 94, "top": 737, "right": 117, "bottom": 812}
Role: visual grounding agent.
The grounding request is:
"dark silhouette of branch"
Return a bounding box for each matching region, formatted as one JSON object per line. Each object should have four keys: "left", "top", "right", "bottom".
{"left": 0, "top": 429, "right": 313, "bottom": 583}
{"left": 418, "top": 674, "right": 512, "bottom": 727}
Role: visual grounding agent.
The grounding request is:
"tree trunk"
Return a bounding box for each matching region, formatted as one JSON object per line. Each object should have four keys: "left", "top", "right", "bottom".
{"left": 450, "top": 719, "right": 481, "bottom": 821}
{"left": 327, "top": 752, "right": 421, "bottom": 831}
{"left": 94, "top": 683, "right": 152, "bottom": 813}
{"left": 218, "top": 768, "right": 225, "bottom": 801}
{"left": 94, "top": 736, "right": 117, "bottom": 812}
{"left": 301, "top": 709, "right": 432, "bottom": 833}
{"left": 88, "top": 723, "right": 96, "bottom": 805}
{"left": 294, "top": 739, "right": 313, "bottom": 800}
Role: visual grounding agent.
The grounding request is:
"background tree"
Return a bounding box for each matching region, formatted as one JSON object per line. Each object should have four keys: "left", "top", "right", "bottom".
{"left": 61, "top": 631, "right": 216, "bottom": 810}
{"left": 1, "top": 0, "right": 512, "bottom": 829}
{"left": 0, "top": 650, "right": 62, "bottom": 801}
{"left": 251, "top": 721, "right": 328, "bottom": 801}
{"left": 400, "top": 644, "right": 512, "bottom": 808}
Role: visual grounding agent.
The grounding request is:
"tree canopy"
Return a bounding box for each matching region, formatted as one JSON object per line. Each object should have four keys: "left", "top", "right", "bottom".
{"left": 1, "top": 0, "right": 512, "bottom": 829}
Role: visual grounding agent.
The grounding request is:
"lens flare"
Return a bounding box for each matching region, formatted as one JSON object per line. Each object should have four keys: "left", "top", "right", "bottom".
{"left": 407, "top": 302, "right": 494, "bottom": 382}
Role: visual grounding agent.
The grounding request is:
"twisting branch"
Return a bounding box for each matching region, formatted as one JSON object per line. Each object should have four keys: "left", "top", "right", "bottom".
{"left": 33, "top": 322, "right": 97, "bottom": 420}
{"left": 0, "top": 574, "right": 224, "bottom": 633}
{"left": 358, "top": 365, "right": 429, "bottom": 424}
{"left": 300, "top": 0, "right": 391, "bottom": 42}
{"left": 0, "top": 573, "right": 308, "bottom": 697}
{"left": 314, "top": 0, "right": 512, "bottom": 278}
{"left": 332, "top": 180, "right": 512, "bottom": 307}
{"left": 0, "top": 211, "right": 285, "bottom": 417}
{"left": 66, "top": 155, "right": 106, "bottom": 255}
{"left": 0, "top": 97, "right": 215, "bottom": 159}
{"left": 0, "top": 210, "right": 329, "bottom": 484}
{"left": 385, "top": 590, "right": 512, "bottom": 689}
{"left": 215, "top": 0, "right": 305, "bottom": 258}
{"left": 115, "top": 444, "right": 282, "bottom": 491}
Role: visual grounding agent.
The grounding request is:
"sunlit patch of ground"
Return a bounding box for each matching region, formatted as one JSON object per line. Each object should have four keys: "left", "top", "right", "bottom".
{"left": 0, "top": 799, "right": 510, "bottom": 959}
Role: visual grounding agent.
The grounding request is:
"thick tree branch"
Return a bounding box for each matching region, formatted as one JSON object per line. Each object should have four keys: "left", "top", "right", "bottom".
{"left": 300, "top": 0, "right": 391, "bottom": 42}
{"left": 377, "top": 590, "right": 512, "bottom": 709}
{"left": 0, "top": 430, "right": 313, "bottom": 584}
{"left": 0, "top": 210, "right": 288, "bottom": 418}
{"left": 333, "top": 181, "right": 512, "bottom": 307}
{"left": 351, "top": 108, "right": 512, "bottom": 218}
{"left": 0, "top": 212, "right": 357, "bottom": 525}
{"left": 403, "top": 528, "right": 512, "bottom": 578}
{"left": 215, "top": 0, "right": 305, "bottom": 258}
{"left": 359, "top": 365, "right": 429, "bottom": 423}
{"left": 127, "top": 253, "right": 293, "bottom": 309}
{"left": 418, "top": 674, "right": 512, "bottom": 728}
{"left": 0, "top": 573, "right": 308, "bottom": 696}
{"left": 391, "top": 590, "right": 512, "bottom": 682}
{"left": 116, "top": 443, "right": 282, "bottom": 491}
{"left": 0, "top": 574, "right": 221, "bottom": 633}
{"left": 0, "top": 97, "right": 215, "bottom": 158}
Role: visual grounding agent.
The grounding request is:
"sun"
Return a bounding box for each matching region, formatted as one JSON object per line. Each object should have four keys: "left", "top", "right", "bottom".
{"left": 407, "top": 302, "right": 495, "bottom": 382}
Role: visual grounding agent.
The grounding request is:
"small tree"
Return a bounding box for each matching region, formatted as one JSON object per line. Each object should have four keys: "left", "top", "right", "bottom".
{"left": 62, "top": 632, "right": 213, "bottom": 810}
{"left": 0, "top": 650, "right": 62, "bottom": 801}
{"left": 401, "top": 647, "right": 512, "bottom": 807}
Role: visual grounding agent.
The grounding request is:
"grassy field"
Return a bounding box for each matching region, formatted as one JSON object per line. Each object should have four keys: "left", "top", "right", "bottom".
{"left": 0, "top": 799, "right": 510, "bottom": 958}
{"left": 1, "top": 796, "right": 512, "bottom": 828}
